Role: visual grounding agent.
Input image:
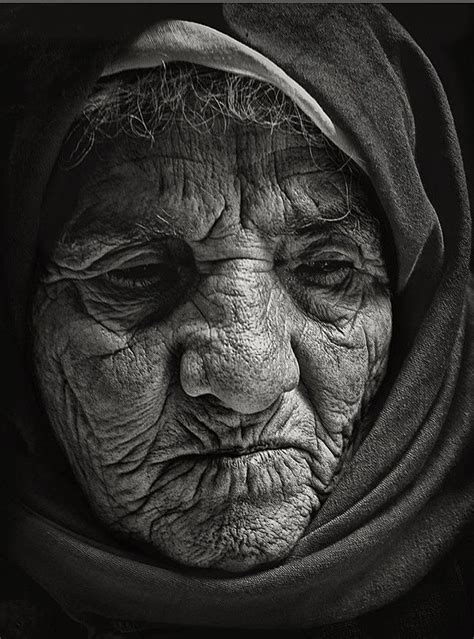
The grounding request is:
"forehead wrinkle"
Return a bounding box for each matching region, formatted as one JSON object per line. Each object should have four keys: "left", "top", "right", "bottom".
{"left": 235, "top": 141, "right": 315, "bottom": 183}
{"left": 80, "top": 152, "right": 206, "bottom": 195}
{"left": 78, "top": 129, "right": 320, "bottom": 216}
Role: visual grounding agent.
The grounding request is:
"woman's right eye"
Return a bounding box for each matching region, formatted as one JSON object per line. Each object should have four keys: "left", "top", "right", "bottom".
{"left": 105, "top": 262, "right": 178, "bottom": 289}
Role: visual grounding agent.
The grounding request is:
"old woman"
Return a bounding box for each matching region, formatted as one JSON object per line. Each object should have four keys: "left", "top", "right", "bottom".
{"left": 1, "top": 4, "right": 473, "bottom": 637}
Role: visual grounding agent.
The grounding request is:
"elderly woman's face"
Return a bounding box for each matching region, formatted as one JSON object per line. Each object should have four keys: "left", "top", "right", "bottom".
{"left": 32, "top": 116, "right": 392, "bottom": 571}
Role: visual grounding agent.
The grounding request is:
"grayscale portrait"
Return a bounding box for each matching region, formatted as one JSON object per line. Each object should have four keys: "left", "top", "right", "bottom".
{"left": 1, "top": 4, "right": 473, "bottom": 638}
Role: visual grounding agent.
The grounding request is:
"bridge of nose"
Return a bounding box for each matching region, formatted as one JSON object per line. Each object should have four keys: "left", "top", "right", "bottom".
{"left": 176, "top": 253, "right": 299, "bottom": 412}
{"left": 193, "top": 262, "right": 282, "bottom": 339}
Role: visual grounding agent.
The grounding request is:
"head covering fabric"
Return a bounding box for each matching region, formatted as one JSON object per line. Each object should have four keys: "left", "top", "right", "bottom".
{"left": 1, "top": 3, "right": 473, "bottom": 630}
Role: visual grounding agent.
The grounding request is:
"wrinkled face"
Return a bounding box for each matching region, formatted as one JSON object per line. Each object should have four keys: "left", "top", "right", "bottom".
{"left": 32, "top": 116, "right": 392, "bottom": 572}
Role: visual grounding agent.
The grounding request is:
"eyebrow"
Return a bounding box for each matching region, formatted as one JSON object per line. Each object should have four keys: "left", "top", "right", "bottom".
{"left": 289, "top": 197, "right": 378, "bottom": 240}
{"left": 72, "top": 223, "right": 174, "bottom": 249}
{"left": 289, "top": 205, "right": 349, "bottom": 235}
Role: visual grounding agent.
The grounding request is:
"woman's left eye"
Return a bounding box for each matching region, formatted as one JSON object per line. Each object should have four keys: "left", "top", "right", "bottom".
{"left": 105, "top": 263, "right": 176, "bottom": 288}
{"left": 293, "top": 259, "right": 353, "bottom": 286}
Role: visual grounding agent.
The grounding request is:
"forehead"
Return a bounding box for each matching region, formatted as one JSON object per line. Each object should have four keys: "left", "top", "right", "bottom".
{"left": 52, "top": 117, "right": 378, "bottom": 249}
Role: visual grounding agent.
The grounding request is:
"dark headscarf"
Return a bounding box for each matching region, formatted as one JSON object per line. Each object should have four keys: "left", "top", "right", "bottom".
{"left": 1, "top": 3, "right": 473, "bottom": 630}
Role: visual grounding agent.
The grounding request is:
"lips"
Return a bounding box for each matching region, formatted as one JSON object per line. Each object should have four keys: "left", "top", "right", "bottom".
{"left": 204, "top": 444, "right": 292, "bottom": 458}
{"left": 171, "top": 444, "right": 305, "bottom": 465}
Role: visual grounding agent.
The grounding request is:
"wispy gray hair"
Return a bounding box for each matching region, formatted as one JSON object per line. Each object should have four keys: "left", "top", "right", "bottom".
{"left": 65, "top": 62, "right": 354, "bottom": 172}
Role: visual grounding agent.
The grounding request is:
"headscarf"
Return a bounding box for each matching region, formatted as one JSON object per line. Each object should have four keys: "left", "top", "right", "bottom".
{"left": 1, "top": 3, "right": 473, "bottom": 630}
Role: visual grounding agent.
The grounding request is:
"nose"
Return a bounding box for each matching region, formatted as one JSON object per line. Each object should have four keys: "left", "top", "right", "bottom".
{"left": 179, "top": 275, "right": 300, "bottom": 414}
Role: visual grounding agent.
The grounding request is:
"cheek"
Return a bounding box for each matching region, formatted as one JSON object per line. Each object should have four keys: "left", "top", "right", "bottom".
{"left": 32, "top": 284, "right": 173, "bottom": 454}
{"left": 294, "top": 292, "right": 392, "bottom": 423}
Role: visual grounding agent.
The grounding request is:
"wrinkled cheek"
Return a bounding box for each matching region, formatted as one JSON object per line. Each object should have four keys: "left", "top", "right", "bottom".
{"left": 32, "top": 287, "right": 174, "bottom": 455}
{"left": 63, "top": 334, "right": 173, "bottom": 425}
{"left": 363, "top": 297, "right": 393, "bottom": 368}
{"left": 292, "top": 321, "right": 383, "bottom": 429}
{"left": 362, "top": 303, "right": 393, "bottom": 401}
{"left": 301, "top": 324, "right": 365, "bottom": 376}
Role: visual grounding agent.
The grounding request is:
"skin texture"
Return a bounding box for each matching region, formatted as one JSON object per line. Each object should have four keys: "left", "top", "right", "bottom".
{"left": 32, "top": 117, "right": 392, "bottom": 572}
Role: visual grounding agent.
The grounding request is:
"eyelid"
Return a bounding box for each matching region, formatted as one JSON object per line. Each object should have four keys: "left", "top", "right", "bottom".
{"left": 44, "top": 243, "right": 171, "bottom": 283}
{"left": 304, "top": 251, "right": 352, "bottom": 261}
{"left": 109, "top": 252, "right": 169, "bottom": 271}
{"left": 102, "top": 261, "right": 169, "bottom": 289}
{"left": 292, "top": 260, "right": 353, "bottom": 289}
{"left": 296, "top": 248, "right": 357, "bottom": 267}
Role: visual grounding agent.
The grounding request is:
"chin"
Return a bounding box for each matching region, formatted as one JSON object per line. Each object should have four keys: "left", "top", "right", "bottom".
{"left": 148, "top": 474, "right": 320, "bottom": 572}
{"left": 151, "top": 503, "right": 312, "bottom": 573}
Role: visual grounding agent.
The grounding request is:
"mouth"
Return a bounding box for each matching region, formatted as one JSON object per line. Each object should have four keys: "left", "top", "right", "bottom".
{"left": 206, "top": 444, "right": 292, "bottom": 458}
{"left": 173, "top": 444, "right": 302, "bottom": 464}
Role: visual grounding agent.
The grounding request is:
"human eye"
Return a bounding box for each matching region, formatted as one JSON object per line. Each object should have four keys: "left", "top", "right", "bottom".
{"left": 105, "top": 261, "right": 179, "bottom": 290}
{"left": 86, "top": 241, "right": 198, "bottom": 327}
{"left": 293, "top": 258, "right": 353, "bottom": 287}
{"left": 95, "top": 238, "right": 197, "bottom": 294}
